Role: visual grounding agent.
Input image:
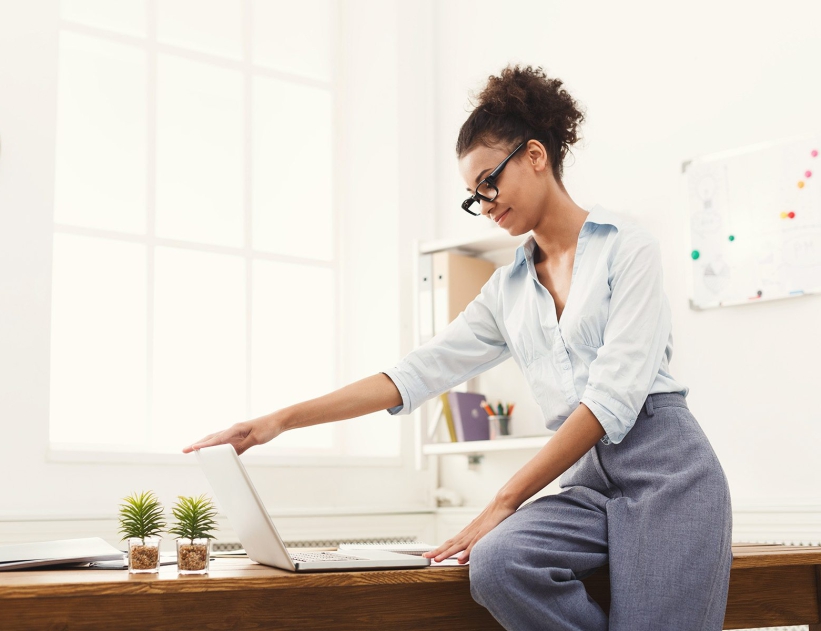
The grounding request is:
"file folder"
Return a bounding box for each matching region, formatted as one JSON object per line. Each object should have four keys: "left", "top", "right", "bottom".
{"left": 431, "top": 252, "right": 495, "bottom": 336}
{"left": 418, "top": 253, "right": 434, "bottom": 343}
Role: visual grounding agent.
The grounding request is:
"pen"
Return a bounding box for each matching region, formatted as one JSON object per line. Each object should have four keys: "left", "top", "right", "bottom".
{"left": 497, "top": 403, "right": 503, "bottom": 416}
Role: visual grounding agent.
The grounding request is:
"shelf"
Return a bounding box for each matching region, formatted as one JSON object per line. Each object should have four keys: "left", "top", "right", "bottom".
{"left": 419, "top": 230, "right": 526, "bottom": 256}
{"left": 422, "top": 435, "right": 550, "bottom": 456}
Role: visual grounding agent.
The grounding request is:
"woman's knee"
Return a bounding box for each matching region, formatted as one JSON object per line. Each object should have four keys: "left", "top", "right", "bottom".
{"left": 469, "top": 533, "right": 512, "bottom": 602}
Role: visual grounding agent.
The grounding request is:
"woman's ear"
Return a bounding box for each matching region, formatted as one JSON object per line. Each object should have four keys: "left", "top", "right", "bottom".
{"left": 526, "top": 139, "right": 550, "bottom": 174}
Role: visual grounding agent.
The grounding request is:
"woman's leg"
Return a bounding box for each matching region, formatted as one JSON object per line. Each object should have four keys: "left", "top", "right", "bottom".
{"left": 469, "top": 484, "right": 610, "bottom": 631}
{"left": 599, "top": 393, "right": 733, "bottom": 631}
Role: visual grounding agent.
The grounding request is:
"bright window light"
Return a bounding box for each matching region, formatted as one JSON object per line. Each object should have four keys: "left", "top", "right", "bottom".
{"left": 54, "top": 32, "right": 146, "bottom": 234}
{"left": 151, "top": 247, "right": 247, "bottom": 452}
{"left": 156, "top": 53, "right": 244, "bottom": 247}
{"left": 251, "top": 259, "right": 336, "bottom": 452}
{"left": 252, "top": 0, "right": 332, "bottom": 81}
{"left": 49, "top": 233, "right": 147, "bottom": 448}
{"left": 157, "top": 0, "right": 243, "bottom": 60}
{"left": 47, "top": 2, "right": 381, "bottom": 459}
{"left": 61, "top": 0, "right": 147, "bottom": 37}
{"left": 253, "top": 76, "right": 333, "bottom": 259}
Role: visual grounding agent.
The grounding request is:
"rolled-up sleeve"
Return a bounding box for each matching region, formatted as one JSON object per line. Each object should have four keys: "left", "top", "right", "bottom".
{"left": 383, "top": 268, "right": 510, "bottom": 415}
{"left": 580, "top": 233, "right": 671, "bottom": 444}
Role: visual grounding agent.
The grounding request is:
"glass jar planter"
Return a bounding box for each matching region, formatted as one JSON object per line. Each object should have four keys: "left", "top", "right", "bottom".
{"left": 176, "top": 538, "right": 211, "bottom": 574}
{"left": 127, "top": 537, "right": 161, "bottom": 574}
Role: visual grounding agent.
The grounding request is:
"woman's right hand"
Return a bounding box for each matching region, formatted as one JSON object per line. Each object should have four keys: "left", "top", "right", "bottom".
{"left": 181, "top": 412, "right": 285, "bottom": 456}
{"left": 181, "top": 373, "right": 403, "bottom": 456}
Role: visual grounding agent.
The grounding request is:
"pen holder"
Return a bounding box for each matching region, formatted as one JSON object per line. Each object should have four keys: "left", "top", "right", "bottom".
{"left": 488, "top": 415, "right": 512, "bottom": 439}
{"left": 127, "top": 537, "right": 161, "bottom": 574}
{"left": 176, "top": 538, "right": 211, "bottom": 574}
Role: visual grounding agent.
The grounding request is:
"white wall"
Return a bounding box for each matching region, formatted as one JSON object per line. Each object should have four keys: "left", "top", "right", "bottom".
{"left": 0, "top": 0, "right": 435, "bottom": 539}
{"left": 3, "top": 0, "right": 819, "bottom": 546}
{"left": 428, "top": 0, "right": 821, "bottom": 522}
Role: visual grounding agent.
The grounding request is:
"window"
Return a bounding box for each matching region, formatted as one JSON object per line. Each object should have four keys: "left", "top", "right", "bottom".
{"left": 49, "top": 0, "right": 359, "bottom": 457}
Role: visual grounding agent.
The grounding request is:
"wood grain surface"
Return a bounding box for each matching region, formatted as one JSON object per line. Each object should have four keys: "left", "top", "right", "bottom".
{"left": 0, "top": 543, "right": 818, "bottom": 630}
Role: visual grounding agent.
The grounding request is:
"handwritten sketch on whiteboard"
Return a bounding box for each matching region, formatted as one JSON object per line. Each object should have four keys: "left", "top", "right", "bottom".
{"left": 683, "top": 134, "right": 821, "bottom": 309}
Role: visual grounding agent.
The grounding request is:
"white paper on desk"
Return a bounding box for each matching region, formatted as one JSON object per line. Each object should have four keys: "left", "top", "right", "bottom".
{"left": 0, "top": 537, "right": 124, "bottom": 571}
{"left": 338, "top": 542, "right": 463, "bottom": 564}
{"left": 210, "top": 548, "right": 247, "bottom": 558}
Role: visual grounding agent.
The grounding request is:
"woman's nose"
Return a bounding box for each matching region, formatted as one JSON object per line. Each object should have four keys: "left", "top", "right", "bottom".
{"left": 479, "top": 199, "right": 496, "bottom": 217}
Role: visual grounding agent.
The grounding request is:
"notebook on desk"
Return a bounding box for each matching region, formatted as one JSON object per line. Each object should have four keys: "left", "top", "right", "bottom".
{"left": 0, "top": 537, "right": 124, "bottom": 571}
{"left": 195, "top": 444, "right": 430, "bottom": 572}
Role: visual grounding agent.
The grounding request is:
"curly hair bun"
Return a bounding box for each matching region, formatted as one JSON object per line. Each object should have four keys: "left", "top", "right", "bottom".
{"left": 456, "top": 65, "right": 585, "bottom": 181}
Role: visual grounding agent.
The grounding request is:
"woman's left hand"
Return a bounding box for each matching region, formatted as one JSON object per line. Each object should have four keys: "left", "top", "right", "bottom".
{"left": 423, "top": 497, "right": 518, "bottom": 564}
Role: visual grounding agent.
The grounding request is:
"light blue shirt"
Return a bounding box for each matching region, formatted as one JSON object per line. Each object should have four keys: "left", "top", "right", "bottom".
{"left": 383, "top": 204, "right": 688, "bottom": 445}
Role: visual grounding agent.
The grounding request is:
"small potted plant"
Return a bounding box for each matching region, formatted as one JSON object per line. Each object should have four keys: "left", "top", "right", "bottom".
{"left": 118, "top": 491, "right": 166, "bottom": 574}
{"left": 168, "top": 494, "right": 218, "bottom": 575}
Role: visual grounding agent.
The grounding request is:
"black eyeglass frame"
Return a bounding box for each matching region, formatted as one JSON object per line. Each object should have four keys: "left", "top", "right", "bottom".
{"left": 461, "top": 141, "right": 527, "bottom": 216}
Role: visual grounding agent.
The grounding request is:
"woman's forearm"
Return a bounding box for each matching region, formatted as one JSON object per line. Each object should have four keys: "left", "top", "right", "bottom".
{"left": 496, "top": 403, "right": 606, "bottom": 509}
{"left": 275, "top": 372, "right": 403, "bottom": 431}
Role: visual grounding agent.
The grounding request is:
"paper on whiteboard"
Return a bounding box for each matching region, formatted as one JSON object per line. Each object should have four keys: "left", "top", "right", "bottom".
{"left": 684, "top": 134, "right": 821, "bottom": 309}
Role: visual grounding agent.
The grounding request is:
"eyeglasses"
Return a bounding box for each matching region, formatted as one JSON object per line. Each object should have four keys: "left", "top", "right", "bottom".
{"left": 461, "top": 141, "right": 526, "bottom": 216}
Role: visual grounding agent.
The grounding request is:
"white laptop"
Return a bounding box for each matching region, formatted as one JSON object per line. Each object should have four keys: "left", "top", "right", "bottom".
{"left": 195, "top": 444, "right": 430, "bottom": 572}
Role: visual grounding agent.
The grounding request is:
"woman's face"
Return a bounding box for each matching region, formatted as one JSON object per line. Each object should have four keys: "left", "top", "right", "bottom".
{"left": 458, "top": 140, "right": 552, "bottom": 236}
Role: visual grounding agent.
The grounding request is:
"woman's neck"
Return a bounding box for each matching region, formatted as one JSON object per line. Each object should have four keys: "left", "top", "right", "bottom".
{"left": 530, "top": 190, "right": 589, "bottom": 264}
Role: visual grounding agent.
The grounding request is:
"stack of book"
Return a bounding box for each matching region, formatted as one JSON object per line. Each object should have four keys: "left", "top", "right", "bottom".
{"left": 429, "top": 391, "right": 491, "bottom": 443}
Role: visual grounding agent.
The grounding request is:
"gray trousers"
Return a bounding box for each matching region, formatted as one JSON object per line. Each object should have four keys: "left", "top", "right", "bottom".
{"left": 469, "top": 392, "right": 732, "bottom": 631}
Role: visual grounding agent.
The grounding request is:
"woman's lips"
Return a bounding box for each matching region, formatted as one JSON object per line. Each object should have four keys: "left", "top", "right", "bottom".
{"left": 495, "top": 208, "right": 511, "bottom": 225}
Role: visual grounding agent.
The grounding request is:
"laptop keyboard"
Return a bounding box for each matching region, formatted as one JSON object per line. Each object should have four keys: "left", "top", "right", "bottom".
{"left": 289, "top": 551, "right": 369, "bottom": 563}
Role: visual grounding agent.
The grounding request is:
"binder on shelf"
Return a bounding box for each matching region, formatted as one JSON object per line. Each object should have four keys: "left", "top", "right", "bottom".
{"left": 447, "top": 391, "right": 491, "bottom": 442}
{"left": 426, "top": 397, "right": 444, "bottom": 440}
{"left": 425, "top": 394, "right": 458, "bottom": 443}
{"left": 431, "top": 251, "right": 495, "bottom": 336}
{"left": 440, "top": 393, "right": 457, "bottom": 442}
{"left": 418, "top": 253, "right": 434, "bottom": 343}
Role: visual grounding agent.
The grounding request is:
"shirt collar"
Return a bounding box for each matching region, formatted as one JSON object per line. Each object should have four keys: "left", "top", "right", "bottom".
{"left": 510, "top": 204, "right": 622, "bottom": 277}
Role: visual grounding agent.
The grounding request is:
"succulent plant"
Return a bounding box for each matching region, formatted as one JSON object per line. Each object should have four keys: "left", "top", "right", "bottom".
{"left": 118, "top": 491, "right": 166, "bottom": 542}
{"left": 168, "top": 494, "right": 218, "bottom": 540}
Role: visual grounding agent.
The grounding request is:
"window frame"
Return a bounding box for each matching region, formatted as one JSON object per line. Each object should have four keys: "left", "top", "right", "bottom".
{"left": 48, "top": 0, "right": 402, "bottom": 466}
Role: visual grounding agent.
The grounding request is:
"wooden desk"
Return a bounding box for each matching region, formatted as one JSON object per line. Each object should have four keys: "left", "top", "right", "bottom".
{"left": 1, "top": 543, "right": 819, "bottom": 630}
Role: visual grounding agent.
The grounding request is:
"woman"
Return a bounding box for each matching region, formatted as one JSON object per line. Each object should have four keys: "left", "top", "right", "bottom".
{"left": 183, "top": 65, "right": 732, "bottom": 631}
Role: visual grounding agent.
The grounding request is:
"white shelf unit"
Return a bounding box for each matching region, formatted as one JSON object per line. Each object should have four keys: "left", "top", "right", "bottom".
{"left": 419, "top": 231, "right": 524, "bottom": 256}
{"left": 413, "top": 229, "right": 552, "bottom": 466}
{"left": 421, "top": 435, "right": 551, "bottom": 456}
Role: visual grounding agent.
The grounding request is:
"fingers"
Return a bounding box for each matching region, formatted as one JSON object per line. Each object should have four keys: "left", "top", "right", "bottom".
{"left": 183, "top": 422, "right": 257, "bottom": 455}
{"left": 458, "top": 540, "right": 477, "bottom": 563}
{"left": 423, "top": 525, "right": 492, "bottom": 563}
{"left": 423, "top": 537, "right": 468, "bottom": 563}
{"left": 422, "top": 537, "right": 476, "bottom": 564}
{"left": 181, "top": 432, "right": 223, "bottom": 454}
{"left": 182, "top": 433, "right": 216, "bottom": 453}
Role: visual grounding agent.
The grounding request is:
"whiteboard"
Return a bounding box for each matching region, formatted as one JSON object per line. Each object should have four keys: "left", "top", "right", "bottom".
{"left": 683, "top": 133, "right": 821, "bottom": 309}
